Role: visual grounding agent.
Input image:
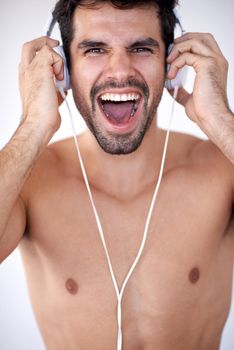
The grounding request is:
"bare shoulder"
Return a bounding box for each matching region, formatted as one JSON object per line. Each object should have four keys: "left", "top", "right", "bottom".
{"left": 169, "top": 130, "right": 233, "bottom": 190}
{"left": 22, "top": 137, "right": 81, "bottom": 199}
{"left": 188, "top": 135, "right": 233, "bottom": 174}
{"left": 170, "top": 130, "right": 231, "bottom": 168}
{"left": 38, "top": 136, "right": 83, "bottom": 174}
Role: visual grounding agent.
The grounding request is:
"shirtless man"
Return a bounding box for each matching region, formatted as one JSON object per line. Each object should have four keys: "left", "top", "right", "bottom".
{"left": 0, "top": 0, "right": 233, "bottom": 349}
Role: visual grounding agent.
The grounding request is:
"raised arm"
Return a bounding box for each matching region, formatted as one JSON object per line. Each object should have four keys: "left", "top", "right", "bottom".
{"left": 167, "top": 32, "right": 234, "bottom": 165}
{"left": 0, "top": 36, "right": 64, "bottom": 262}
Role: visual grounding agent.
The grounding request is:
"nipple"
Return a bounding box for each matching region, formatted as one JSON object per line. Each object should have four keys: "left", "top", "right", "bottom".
{"left": 65, "top": 278, "right": 79, "bottom": 295}
{"left": 189, "top": 267, "right": 200, "bottom": 284}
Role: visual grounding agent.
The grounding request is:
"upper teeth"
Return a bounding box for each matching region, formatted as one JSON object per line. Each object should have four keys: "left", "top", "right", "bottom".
{"left": 100, "top": 93, "right": 140, "bottom": 102}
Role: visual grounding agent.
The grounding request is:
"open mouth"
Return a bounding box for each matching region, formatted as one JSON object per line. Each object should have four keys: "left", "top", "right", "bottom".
{"left": 97, "top": 92, "right": 142, "bottom": 127}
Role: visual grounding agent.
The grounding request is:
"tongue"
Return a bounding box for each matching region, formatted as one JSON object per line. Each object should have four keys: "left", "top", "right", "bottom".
{"left": 102, "top": 101, "right": 134, "bottom": 124}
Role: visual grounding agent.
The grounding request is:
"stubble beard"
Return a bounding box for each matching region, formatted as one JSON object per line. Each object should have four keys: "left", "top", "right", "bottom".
{"left": 72, "top": 80, "right": 163, "bottom": 155}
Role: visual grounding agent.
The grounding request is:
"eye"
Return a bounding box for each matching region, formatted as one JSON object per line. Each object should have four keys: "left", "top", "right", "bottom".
{"left": 85, "top": 48, "right": 104, "bottom": 56}
{"left": 132, "top": 47, "right": 153, "bottom": 55}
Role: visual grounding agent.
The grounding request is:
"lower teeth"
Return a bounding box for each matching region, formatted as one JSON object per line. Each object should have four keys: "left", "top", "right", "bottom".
{"left": 130, "top": 100, "right": 139, "bottom": 117}
{"left": 101, "top": 99, "right": 140, "bottom": 120}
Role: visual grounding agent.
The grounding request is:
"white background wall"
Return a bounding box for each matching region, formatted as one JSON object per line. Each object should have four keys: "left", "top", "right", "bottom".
{"left": 0, "top": 0, "right": 233, "bottom": 349}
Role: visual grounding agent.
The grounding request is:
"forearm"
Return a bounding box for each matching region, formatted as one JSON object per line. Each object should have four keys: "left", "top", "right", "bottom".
{"left": 201, "top": 110, "right": 234, "bottom": 165}
{"left": 0, "top": 35, "right": 63, "bottom": 242}
{"left": 0, "top": 120, "right": 50, "bottom": 236}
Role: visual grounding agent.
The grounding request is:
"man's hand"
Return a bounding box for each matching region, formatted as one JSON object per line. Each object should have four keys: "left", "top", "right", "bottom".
{"left": 166, "top": 32, "right": 229, "bottom": 124}
{"left": 167, "top": 32, "right": 234, "bottom": 164}
{"left": 19, "top": 36, "right": 66, "bottom": 138}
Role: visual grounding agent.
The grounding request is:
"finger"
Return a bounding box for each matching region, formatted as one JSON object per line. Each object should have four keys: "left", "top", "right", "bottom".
{"left": 167, "top": 52, "right": 210, "bottom": 79}
{"left": 167, "top": 39, "right": 215, "bottom": 63}
{"left": 174, "top": 32, "right": 222, "bottom": 55}
{"left": 29, "top": 45, "right": 64, "bottom": 81}
{"left": 20, "top": 36, "right": 59, "bottom": 70}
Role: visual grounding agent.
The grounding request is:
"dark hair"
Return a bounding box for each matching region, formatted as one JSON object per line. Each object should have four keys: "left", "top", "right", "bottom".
{"left": 52, "top": 0, "right": 178, "bottom": 71}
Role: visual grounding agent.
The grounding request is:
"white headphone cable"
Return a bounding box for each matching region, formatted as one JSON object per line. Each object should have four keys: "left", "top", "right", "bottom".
{"left": 59, "top": 86, "right": 179, "bottom": 350}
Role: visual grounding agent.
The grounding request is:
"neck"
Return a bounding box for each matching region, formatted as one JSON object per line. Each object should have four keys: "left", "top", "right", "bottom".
{"left": 82, "top": 118, "right": 167, "bottom": 199}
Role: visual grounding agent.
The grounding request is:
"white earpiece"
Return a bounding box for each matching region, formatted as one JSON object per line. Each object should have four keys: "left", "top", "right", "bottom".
{"left": 165, "top": 44, "right": 188, "bottom": 90}
{"left": 164, "top": 8, "right": 188, "bottom": 90}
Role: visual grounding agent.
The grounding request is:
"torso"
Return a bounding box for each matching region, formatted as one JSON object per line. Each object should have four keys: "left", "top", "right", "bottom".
{"left": 19, "top": 129, "right": 234, "bottom": 350}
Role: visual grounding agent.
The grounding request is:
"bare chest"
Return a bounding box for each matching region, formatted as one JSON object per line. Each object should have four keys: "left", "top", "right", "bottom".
{"left": 20, "top": 170, "right": 234, "bottom": 349}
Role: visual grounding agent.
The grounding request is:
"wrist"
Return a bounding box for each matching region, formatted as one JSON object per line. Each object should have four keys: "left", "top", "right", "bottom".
{"left": 19, "top": 118, "right": 57, "bottom": 151}
{"left": 201, "top": 109, "right": 234, "bottom": 164}
{"left": 202, "top": 108, "right": 233, "bottom": 138}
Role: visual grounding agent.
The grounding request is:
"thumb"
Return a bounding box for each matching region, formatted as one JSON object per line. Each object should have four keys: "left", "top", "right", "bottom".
{"left": 168, "top": 86, "right": 199, "bottom": 123}
{"left": 168, "top": 86, "right": 191, "bottom": 107}
{"left": 53, "top": 59, "right": 64, "bottom": 81}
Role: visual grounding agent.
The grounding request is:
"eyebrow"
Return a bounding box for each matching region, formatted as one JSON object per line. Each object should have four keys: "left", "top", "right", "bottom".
{"left": 128, "top": 38, "right": 160, "bottom": 49}
{"left": 77, "top": 37, "right": 160, "bottom": 50}
{"left": 78, "top": 40, "right": 108, "bottom": 50}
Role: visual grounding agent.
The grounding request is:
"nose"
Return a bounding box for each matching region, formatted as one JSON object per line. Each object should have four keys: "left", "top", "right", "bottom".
{"left": 105, "top": 50, "right": 136, "bottom": 83}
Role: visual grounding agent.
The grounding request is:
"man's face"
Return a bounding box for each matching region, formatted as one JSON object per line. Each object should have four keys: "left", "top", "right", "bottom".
{"left": 70, "top": 3, "right": 166, "bottom": 154}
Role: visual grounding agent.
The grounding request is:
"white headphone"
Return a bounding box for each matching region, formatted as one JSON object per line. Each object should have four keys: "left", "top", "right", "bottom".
{"left": 44, "top": 7, "right": 188, "bottom": 92}
{"left": 44, "top": 14, "right": 71, "bottom": 91}
{"left": 165, "top": 8, "right": 187, "bottom": 90}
